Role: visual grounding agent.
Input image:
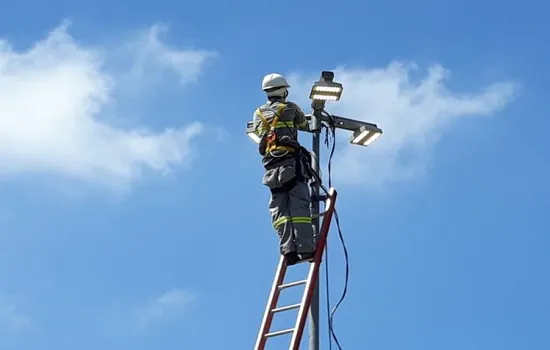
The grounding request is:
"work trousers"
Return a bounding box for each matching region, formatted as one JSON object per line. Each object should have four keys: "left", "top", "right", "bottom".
{"left": 268, "top": 181, "right": 316, "bottom": 255}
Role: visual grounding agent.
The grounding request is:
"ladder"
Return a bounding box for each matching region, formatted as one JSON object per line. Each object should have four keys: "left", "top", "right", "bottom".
{"left": 254, "top": 187, "right": 338, "bottom": 350}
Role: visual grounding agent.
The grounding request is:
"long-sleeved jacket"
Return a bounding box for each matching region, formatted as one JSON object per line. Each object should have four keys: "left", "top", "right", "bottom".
{"left": 252, "top": 99, "right": 310, "bottom": 156}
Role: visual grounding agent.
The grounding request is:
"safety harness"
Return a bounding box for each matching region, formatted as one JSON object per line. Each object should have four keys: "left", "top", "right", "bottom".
{"left": 255, "top": 103, "right": 297, "bottom": 155}
{"left": 255, "top": 103, "right": 314, "bottom": 194}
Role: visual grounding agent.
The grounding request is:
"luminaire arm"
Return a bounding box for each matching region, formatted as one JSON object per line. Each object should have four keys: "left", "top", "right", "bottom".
{"left": 246, "top": 114, "right": 382, "bottom": 137}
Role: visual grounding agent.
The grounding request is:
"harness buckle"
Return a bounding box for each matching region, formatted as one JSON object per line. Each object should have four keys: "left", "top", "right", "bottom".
{"left": 265, "top": 130, "right": 277, "bottom": 143}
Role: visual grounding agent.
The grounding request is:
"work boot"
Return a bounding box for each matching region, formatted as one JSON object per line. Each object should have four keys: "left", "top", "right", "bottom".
{"left": 298, "top": 251, "right": 316, "bottom": 263}
{"left": 284, "top": 252, "right": 299, "bottom": 266}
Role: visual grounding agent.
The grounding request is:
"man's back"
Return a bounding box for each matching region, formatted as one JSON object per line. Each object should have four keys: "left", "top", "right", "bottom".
{"left": 253, "top": 99, "right": 309, "bottom": 152}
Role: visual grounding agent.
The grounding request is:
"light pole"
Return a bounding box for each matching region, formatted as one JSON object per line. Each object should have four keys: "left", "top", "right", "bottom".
{"left": 246, "top": 71, "right": 382, "bottom": 349}
{"left": 308, "top": 71, "right": 343, "bottom": 350}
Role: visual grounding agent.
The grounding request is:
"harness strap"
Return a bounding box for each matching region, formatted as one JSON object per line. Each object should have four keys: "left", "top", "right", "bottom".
{"left": 256, "top": 105, "right": 284, "bottom": 131}
{"left": 266, "top": 145, "right": 296, "bottom": 153}
{"left": 256, "top": 103, "right": 288, "bottom": 154}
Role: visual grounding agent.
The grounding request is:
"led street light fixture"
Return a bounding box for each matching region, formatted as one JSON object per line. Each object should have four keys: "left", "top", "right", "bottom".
{"left": 309, "top": 71, "right": 343, "bottom": 101}
{"left": 349, "top": 124, "right": 383, "bottom": 147}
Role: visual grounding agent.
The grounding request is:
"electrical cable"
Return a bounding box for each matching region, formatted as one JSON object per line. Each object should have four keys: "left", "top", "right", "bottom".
{"left": 321, "top": 108, "right": 350, "bottom": 350}
{"left": 321, "top": 118, "right": 335, "bottom": 350}
{"left": 329, "top": 207, "right": 349, "bottom": 349}
{"left": 324, "top": 234, "right": 332, "bottom": 349}
{"left": 323, "top": 111, "right": 339, "bottom": 349}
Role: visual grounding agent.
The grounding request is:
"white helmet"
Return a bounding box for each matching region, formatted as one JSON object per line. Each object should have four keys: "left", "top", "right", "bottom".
{"left": 262, "top": 73, "right": 290, "bottom": 97}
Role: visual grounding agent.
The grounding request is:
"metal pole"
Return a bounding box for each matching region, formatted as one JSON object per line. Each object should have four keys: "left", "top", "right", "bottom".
{"left": 309, "top": 104, "right": 323, "bottom": 350}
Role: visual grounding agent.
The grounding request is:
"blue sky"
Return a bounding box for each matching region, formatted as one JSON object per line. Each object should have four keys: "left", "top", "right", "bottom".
{"left": 0, "top": 0, "right": 548, "bottom": 349}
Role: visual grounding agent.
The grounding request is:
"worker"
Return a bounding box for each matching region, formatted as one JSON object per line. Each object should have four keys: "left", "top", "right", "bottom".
{"left": 252, "top": 73, "right": 316, "bottom": 266}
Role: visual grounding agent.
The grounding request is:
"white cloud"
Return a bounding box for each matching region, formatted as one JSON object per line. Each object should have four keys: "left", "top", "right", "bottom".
{"left": 133, "top": 288, "right": 194, "bottom": 330}
{"left": 0, "top": 295, "right": 31, "bottom": 333}
{"left": 128, "top": 23, "right": 217, "bottom": 85}
{"left": 288, "top": 62, "right": 518, "bottom": 188}
{"left": 0, "top": 21, "right": 215, "bottom": 189}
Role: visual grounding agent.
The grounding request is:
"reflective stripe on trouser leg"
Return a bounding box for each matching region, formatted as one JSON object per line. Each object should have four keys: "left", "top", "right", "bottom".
{"left": 268, "top": 181, "right": 315, "bottom": 255}
{"left": 269, "top": 191, "right": 295, "bottom": 255}
{"left": 288, "top": 181, "right": 315, "bottom": 254}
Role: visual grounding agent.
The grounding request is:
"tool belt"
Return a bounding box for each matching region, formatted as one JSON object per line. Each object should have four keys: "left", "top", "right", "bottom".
{"left": 262, "top": 145, "right": 313, "bottom": 194}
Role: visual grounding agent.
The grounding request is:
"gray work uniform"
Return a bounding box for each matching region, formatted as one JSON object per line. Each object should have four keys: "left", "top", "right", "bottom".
{"left": 252, "top": 99, "right": 316, "bottom": 256}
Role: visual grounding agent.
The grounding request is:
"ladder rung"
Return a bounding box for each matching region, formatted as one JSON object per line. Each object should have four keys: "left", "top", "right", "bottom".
{"left": 272, "top": 303, "right": 301, "bottom": 313}
{"left": 279, "top": 280, "right": 307, "bottom": 290}
{"left": 265, "top": 328, "right": 295, "bottom": 338}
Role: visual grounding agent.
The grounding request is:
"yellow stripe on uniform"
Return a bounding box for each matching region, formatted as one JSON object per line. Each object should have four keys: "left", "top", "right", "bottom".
{"left": 255, "top": 104, "right": 288, "bottom": 129}
{"left": 275, "top": 121, "right": 294, "bottom": 128}
{"left": 273, "top": 216, "right": 312, "bottom": 229}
